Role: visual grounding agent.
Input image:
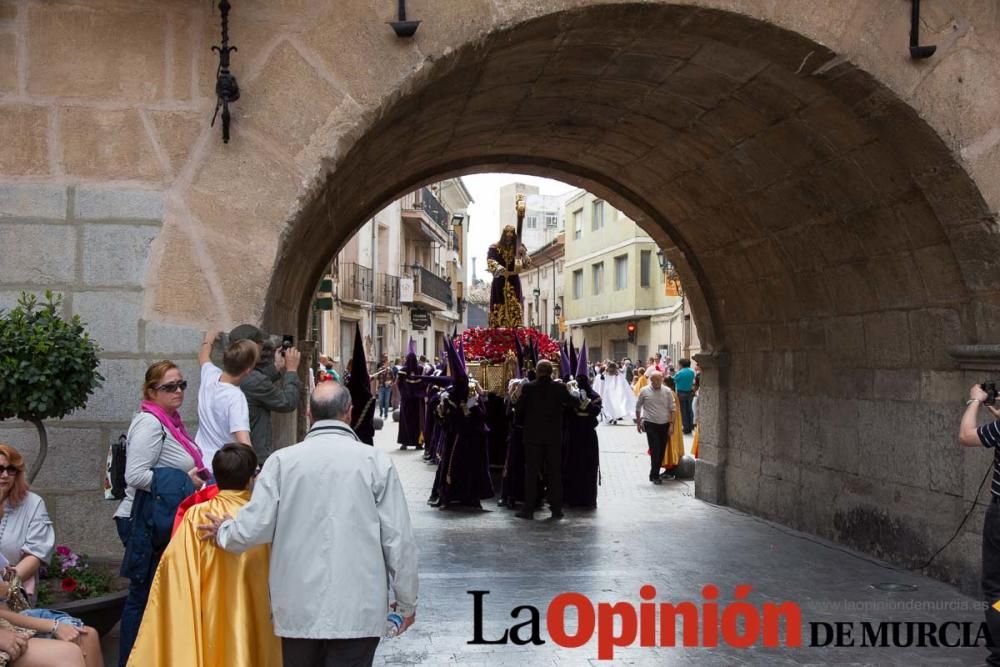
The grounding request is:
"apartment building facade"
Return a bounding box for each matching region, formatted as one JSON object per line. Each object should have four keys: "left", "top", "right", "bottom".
{"left": 562, "top": 190, "right": 699, "bottom": 364}
{"left": 316, "top": 178, "right": 472, "bottom": 371}
{"left": 498, "top": 182, "right": 564, "bottom": 252}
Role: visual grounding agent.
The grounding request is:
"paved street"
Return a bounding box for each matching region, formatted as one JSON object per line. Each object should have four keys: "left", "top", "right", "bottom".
{"left": 374, "top": 418, "right": 987, "bottom": 666}
{"left": 101, "top": 418, "right": 988, "bottom": 666}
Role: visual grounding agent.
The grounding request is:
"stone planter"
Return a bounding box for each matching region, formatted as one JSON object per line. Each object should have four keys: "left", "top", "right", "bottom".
{"left": 50, "top": 590, "right": 128, "bottom": 637}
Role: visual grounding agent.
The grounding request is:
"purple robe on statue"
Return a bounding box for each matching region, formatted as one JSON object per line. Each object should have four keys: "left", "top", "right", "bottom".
{"left": 487, "top": 242, "right": 527, "bottom": 328}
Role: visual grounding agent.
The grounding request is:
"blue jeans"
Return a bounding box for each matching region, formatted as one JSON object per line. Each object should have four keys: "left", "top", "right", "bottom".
{"left": 378, "top": 386, "right": 392, "bottom": 417}
{"left": 115, "top": 516, "right": 152, "bottom": 667}
{"left": 114, "top": 516, "right": 131, "bottom": 547}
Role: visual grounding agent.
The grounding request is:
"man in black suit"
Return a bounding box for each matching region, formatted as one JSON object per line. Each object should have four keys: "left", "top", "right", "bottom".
{"left": 514, "top": 360, "right": 579, "bottom": 520}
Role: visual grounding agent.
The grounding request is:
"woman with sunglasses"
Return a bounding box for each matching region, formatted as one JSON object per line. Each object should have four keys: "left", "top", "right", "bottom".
{"left": 0, "top": 444, "right": 103, "bottom": 666}
{"left": 114, "top": 361, "right": 209, "bottom": 665}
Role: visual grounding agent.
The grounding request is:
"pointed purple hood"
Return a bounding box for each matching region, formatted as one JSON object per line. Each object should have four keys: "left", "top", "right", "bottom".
{"left": 559, "top": 342, "right": 571, "bottom": 380}
{"left": 576, "top": 339, "right": 589, "bottom": 378}
{"left": 445, "top": 334, "right": 469, "bottom": 404}
{"left": 403, "top": 338, "right": 419, "bottom": 375}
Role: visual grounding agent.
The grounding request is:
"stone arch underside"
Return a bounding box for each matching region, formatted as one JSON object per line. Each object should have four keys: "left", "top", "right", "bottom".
{"left": 259, "top": 4, "right": 1000, "bottom": 590}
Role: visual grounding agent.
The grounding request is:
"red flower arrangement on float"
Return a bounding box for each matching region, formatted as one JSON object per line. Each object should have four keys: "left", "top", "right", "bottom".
{"left": 459, "top": 327, "right": 560, "bottom": 365}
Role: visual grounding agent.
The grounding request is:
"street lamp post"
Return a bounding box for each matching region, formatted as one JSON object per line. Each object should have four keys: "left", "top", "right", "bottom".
{"left": 532, "top": 287, "right": 541, "bottom": 332}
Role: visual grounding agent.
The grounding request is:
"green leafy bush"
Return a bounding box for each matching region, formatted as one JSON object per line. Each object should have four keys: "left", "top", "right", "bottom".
{"left": 0, "top": 291, "right": 103, "bottom": 481}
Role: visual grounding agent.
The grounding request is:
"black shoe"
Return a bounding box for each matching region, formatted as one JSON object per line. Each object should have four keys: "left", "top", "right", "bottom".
{"left": 399, "top": 445, "right": 407, "bottom": 450}
{"left": 652, "top": 478, "right": 663, "bottom": 485}
{"left": 515, "top": 510, "right": 534, "bottom": 520}
{"left": 550, "top": 509, "right": 564, "bottom": 519}
{"left": 426, "top": 494, "right": 439, "bottom": 505}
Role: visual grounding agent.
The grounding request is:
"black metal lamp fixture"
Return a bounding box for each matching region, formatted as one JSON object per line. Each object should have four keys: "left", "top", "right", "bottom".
{"left": 909, "top": 0, "right": 936, "bottom": 60}
{"left": 211, "top": 0, "right": 240, "bottom": 143}
{"left": 553, "top": 302, "right": 562, "bottom": 319}
{"left": 656, "top": 250, "right": 685, "bottom": 297}
{"left": 389, "top": 0, "right": 420, "bottom": 38}
{"left": 655, "top": 248, "right": 669, "bottom": 272}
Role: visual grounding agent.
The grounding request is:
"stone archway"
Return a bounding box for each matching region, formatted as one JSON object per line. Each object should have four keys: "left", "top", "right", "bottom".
{"left": 1, "top": 1, "right": 998, "bottom": 590}
{"left": 260, "top": 4, "right": 996, "bottom": 590}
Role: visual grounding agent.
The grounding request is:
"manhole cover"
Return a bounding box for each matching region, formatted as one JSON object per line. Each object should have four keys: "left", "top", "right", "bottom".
{"left": 871, "top": 583, "right": 918, "bottom": 592}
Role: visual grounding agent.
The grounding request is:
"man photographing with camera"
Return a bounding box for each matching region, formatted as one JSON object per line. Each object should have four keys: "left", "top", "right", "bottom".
{"left": 230, "top": 324, "right": 302, "bottom": 463}
{"left": 959, "top": 382, "right": 1000, "bottom": 667}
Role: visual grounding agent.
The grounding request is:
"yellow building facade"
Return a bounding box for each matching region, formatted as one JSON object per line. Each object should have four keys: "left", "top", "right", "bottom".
{"left": 562, "top": 190, "right": 698, "bottom": 365}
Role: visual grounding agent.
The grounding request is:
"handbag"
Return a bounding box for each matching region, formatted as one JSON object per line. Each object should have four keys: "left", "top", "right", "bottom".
{"left": 105, "top": 433, "right": 128, "bottom": 500}
{"left": 2, "top": 569, "right": 29, "bottom": 613}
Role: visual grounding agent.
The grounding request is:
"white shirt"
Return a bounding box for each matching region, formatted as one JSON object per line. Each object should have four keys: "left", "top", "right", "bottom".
{"left": 115, "top": 412, "right": 196, "bottom": 519}
{"left": 636, "top": 384, "right": 675, "bottom": 425}
{"left": 195, "top": 362, "right": 250, "bottom": 470}
{"left": 216, "top": 420, "right": 419, "bottom": 639}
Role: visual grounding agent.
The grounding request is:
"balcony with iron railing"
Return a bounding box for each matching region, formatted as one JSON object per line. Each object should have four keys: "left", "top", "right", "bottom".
{"left": 403, "top": 265, "right": 453, "bottom": 311}
{"left": 337, "top": 262, "right": 373, "bottom": 303}
{"left": 376, "top": 273, "right": 400, "bottom": 308}
{"left": 400, "top": 187, "right": 451, "bottom": 244}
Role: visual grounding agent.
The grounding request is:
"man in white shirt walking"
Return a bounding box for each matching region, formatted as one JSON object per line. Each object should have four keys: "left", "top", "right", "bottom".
{"left": 199, "top": 381, "right": 419, "bottom": 667}
{"left": 635, "top": 370, "right": 675, "bottom": 485}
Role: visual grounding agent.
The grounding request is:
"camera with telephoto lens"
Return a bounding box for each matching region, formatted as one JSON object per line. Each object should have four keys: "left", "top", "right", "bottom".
{"left": 982, "top": 380, "right": 1000, "bottom": 405}
{"left": 278, "top": 334, "right": 294, "bottom": 356}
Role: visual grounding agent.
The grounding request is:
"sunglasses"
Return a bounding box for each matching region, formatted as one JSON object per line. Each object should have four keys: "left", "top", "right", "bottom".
{"left": 0, "top": 466, "right": 20, "bottom": 477}
{"left": 156, "top": 381, "right": 188, "bottom": 393}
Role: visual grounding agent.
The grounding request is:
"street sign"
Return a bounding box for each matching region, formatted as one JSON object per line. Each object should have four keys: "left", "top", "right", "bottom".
{"left": 410, "top": 308, "right": 431, "bottom": 330}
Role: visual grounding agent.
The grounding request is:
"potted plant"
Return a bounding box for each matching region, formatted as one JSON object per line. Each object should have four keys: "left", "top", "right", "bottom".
{"left": 0, "top": 292, "right": 122, "bottom": 634}
{"left": 36, "top": 546, "right": 128, "bottom": 637}
{"left": 0, "top": 291, "right": 103, "bottom": 482}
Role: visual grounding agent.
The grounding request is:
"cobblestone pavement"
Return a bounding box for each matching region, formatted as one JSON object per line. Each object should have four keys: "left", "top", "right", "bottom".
{"left": 375, "top": 419, "right": 987, "bottom": 666}
{"left": 103, "top": 420, "right": 988, "bottom": 666}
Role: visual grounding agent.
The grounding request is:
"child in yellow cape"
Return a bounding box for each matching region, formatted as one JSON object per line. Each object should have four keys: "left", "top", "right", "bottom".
{"left": 127, "top": 444, "right": 281, "bottom": 667}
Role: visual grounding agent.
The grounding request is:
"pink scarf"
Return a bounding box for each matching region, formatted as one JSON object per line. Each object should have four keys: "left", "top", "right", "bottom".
{"left": 140, "top": 400, "right": 208, "bottom": 473}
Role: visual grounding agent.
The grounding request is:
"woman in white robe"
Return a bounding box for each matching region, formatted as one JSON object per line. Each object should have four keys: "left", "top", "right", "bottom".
{"left": 600, "top": 362, "right": 636, "bottom": 424}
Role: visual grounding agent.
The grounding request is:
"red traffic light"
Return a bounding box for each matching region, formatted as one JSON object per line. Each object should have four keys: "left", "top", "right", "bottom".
{"left": 626, "top": 322, "right": 637, "bottom": 333}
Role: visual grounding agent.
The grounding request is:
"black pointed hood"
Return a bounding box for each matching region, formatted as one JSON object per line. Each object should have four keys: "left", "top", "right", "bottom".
{"left": 347, "top": 324, "right": 375, "bottom": 445}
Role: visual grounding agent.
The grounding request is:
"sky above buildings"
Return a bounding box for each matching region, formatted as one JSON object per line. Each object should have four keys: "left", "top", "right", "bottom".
{"left": 462, "top": 173, "right": 576, "bottom": 284}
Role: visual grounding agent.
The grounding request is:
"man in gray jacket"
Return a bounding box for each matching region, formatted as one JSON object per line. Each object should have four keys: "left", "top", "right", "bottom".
{"left": 230, "top": 324, "right": 301, "bottom": 461}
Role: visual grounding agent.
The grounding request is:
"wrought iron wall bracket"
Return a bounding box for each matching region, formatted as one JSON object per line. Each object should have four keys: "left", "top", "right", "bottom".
{"left": 909, "top": 0, "right": 937, "bottom": 60}
{"left": 211, "top": 0, "right": 240, "bottom": 143}
{"left": 389, "top": 0, "right": 420, "bottom": 38}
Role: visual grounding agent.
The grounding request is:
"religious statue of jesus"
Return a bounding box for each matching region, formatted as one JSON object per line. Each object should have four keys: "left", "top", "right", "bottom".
{"left": 487, "top": 196, "right": 531, "bottom": 328}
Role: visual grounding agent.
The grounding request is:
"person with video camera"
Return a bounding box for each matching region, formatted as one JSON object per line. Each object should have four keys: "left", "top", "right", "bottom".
{"left": 960, "top": 382, "right": 1000, "bottom": 666}
{"left": 230, "top": 325, "right": 301, "bottom": 462}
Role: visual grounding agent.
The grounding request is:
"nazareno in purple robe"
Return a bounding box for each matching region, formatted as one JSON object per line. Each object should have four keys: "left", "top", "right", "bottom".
{"left": 396, "top": 370, "right": 428, "bottom": 448}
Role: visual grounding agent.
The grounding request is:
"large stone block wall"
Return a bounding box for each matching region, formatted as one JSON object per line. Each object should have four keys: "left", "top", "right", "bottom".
{"left": 0, "top": 184, "right": 204, "bottom": 558}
